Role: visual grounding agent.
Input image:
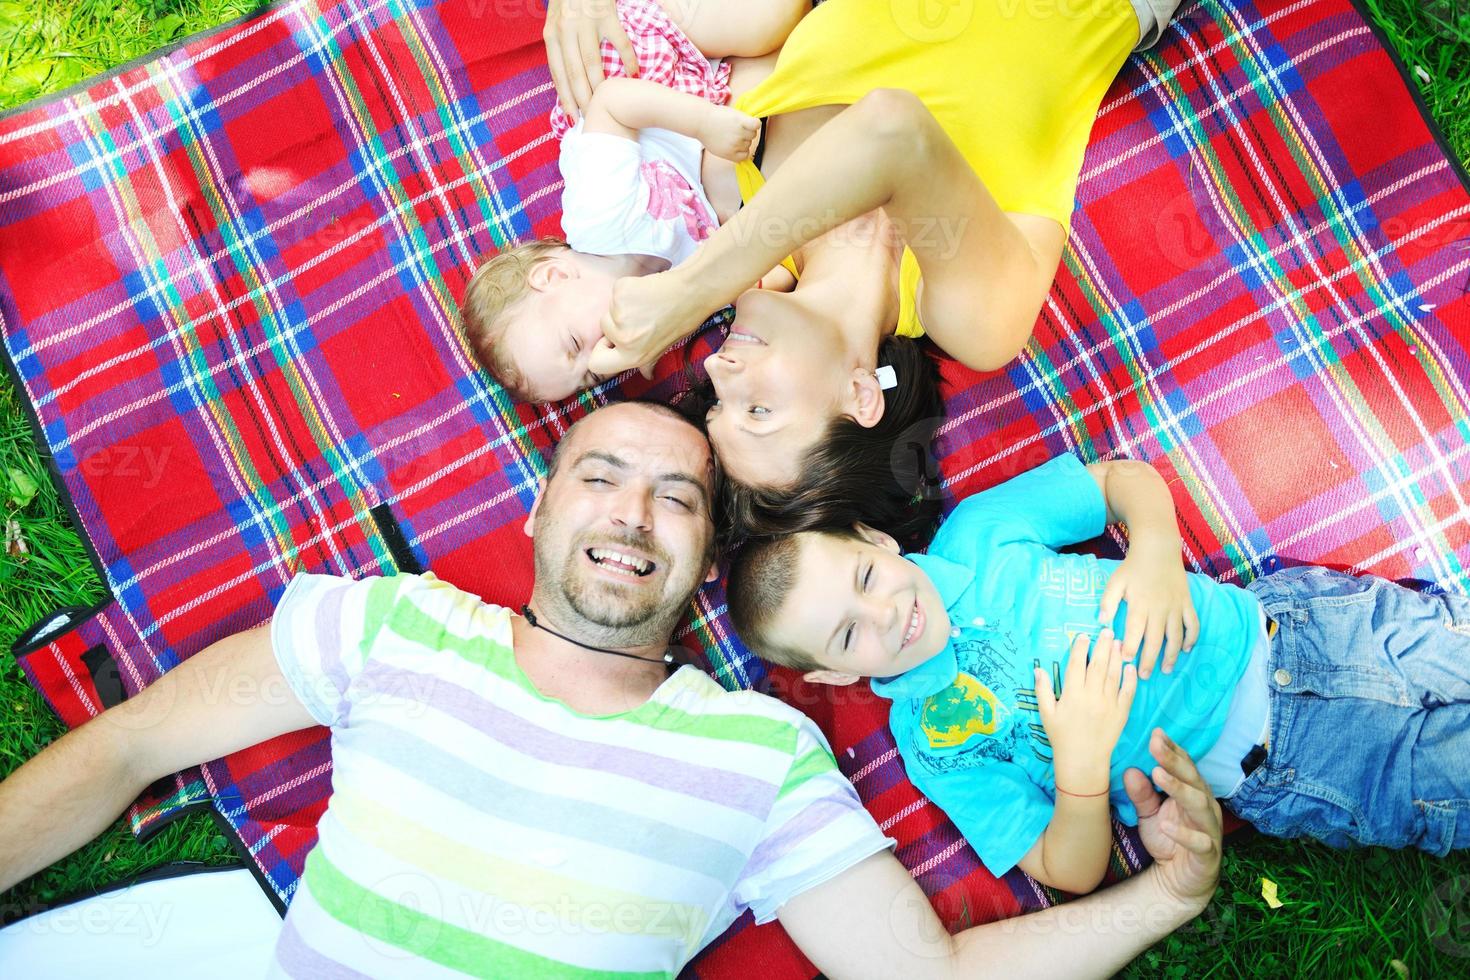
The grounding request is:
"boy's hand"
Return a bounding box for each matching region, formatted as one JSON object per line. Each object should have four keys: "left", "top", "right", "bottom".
{"left": 1099, "top": 537, "right": 1200, "bottom": 679}
{"left": 697, "top": 106, "right": 761, "bottom": 162}
{"left": 1035, "top": 629, "right": 1138, "bottom": 795}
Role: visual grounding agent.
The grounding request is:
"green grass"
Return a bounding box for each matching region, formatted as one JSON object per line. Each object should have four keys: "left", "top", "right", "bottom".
{"left": 1, "top": 0, "right": 1468, "bottom": 973}
{"left": 1, "top": 360, "right": 238, "bottom": 918}
{"left": 0, "top": 0, "right": 262, "bottom": 921}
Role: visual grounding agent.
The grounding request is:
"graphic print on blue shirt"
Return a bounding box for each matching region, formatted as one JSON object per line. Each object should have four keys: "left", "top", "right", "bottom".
{"left": 908, "top": 622, "right": 1076, "bottom": 772}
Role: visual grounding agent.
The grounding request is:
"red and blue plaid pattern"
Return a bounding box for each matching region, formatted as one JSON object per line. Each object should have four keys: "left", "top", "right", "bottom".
{"left": 546, "top": 0, "right": 732, "bottom": 138}
{"left": 1, "top": 0, "right": 1467, "bottom": 976}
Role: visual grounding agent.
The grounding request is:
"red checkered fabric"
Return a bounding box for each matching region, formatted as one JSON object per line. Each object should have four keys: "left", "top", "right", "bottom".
{"left": 0, "top": 1, "right": 1467, "bottom": 976}
{"left": 548, "top": 0, "right": 732, "bottom": 138}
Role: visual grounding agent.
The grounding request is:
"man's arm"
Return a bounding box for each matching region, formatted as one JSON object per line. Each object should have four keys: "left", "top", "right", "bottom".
{"left": 0, "top": 625, "right": 315, "bottom": 892}
{"left": 777, "top": 729, "right": 1220, "bottom": 979}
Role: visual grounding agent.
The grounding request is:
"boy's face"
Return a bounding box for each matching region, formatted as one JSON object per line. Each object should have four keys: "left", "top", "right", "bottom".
{"left": 776, "top": 526, "right": 952, "bottom": 683}
{"left": 504, "top": 258, "right": 613, "bottom": 402}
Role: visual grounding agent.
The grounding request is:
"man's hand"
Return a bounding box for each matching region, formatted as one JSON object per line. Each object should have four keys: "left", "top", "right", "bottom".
{"left": 777, "top": 729, "right": 1221, "bottom": 978}
{"left": 697, "top": 105, "right": 761, "bottom": 162}
{"left": 1123, "top": 727, "right": 1222, "bottom": 913}
{"left": 544, "top": 0, "right": 638, "bottom": 116}
{"left": 1099, "top": 535, "right": 1200, "bottom": 678}
{"left": 1035, "top": 628, "right": 1137, "bottom": 794}
{"left": 588, "top": 268, "right": 717, "bottom": 379}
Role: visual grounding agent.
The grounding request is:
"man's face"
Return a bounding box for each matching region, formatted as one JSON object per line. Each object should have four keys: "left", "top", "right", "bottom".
{"left": 525, "top": 404, "right": 718, "bottom": 645}
{"left": 775, "top": 527, "right": 951, "bottom": 679}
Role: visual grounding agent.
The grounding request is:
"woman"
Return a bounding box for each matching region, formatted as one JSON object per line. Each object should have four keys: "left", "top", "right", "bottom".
{"left": 550, "top": 0, "right": 1181, "bottom": 542}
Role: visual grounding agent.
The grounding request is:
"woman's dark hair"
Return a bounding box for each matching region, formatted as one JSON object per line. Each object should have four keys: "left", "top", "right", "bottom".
{"left": 680, "top": 334, "right": 946, "bottom": 552}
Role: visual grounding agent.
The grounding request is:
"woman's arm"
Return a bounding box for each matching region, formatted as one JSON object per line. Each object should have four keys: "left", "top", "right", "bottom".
{"left": 584, "top": 77, "right": 760, "bottom": 162}
{"left": 590, "top": 88, "right": 1058, "bottom": 377}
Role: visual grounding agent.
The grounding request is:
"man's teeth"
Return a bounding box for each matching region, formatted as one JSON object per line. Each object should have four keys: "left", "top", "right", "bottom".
{"left": 589, "top": 548, "right": 654, "bottom": 577}
{"left": 902, "top": 605, "right": 920, "bottom": 647}
{"left": 728, "top": 330, "right": 762, "bottom": 344}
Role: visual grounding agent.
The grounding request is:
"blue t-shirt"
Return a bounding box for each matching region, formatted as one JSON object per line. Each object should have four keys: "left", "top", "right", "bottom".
{"left": 870, "top": 454, "right": 1261, "bottom": 877}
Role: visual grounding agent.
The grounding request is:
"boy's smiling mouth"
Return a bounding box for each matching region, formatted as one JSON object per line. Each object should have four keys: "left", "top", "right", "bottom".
{"left": 900, "top": 598, "right": 924, "bottom": 653}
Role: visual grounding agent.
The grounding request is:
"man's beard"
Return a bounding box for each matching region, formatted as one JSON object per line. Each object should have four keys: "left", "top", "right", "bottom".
{"left": 561, "top": 557, "right": 668, "bottom": 633}
{"left": 532, "top": 529, "right": 691, "bottom": 648}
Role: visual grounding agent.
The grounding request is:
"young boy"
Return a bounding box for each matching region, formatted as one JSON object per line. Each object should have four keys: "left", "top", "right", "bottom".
{"left": 458, "top": 0, "right": 805, "bottom": 403}
{"left": 728, "top": 453, "right": 1470, "bottom": 893}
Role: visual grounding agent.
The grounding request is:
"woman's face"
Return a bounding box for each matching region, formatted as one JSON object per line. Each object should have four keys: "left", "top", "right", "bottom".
{"left": 703, "top": 289, "right": 857, "bottom": 489}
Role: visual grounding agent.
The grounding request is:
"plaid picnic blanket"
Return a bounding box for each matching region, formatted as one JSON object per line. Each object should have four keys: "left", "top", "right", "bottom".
{"left": 1, "top": 0, "right": 1467, "bottom": 975}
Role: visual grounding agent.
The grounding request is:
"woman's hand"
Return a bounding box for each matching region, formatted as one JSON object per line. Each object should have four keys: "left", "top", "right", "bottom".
{"left": 1035, "top": 629, "right": 1137, "bottom": 796}
{"left": 1099, "top": 536, "right": 1200, "bottom": 679}
{"left": 588, "top": 269, "right": 716, "bottom": 379}
{"left": 544, "top": 0, "right": 638, "bottom": 117}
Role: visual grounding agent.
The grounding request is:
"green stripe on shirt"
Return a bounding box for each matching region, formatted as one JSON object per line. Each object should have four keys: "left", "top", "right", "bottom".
{"left": 307, "top": 849, "right": 669, "bottom": 980}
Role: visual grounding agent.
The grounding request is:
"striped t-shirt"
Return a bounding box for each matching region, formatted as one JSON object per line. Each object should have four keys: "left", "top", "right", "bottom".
{"left": 267, "top": 571, "right": 893, "bottom": 978}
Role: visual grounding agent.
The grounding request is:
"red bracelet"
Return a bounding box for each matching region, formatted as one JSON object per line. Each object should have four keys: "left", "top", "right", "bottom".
{"left": 1054, "top": 783, "right": 1109, "bottom": 798}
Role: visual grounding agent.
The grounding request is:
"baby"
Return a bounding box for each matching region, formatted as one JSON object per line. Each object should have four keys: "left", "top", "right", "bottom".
{"left": 728, "top": 453, "right": 1470, "bottom": 893}
{"left": 459, "top": 0, "right": 807, "bottom": 403}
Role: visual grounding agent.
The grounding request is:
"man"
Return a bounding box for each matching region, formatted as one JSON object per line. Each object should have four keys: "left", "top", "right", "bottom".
{"left": 0, "top": 402, "right": 1222, "bottom": 976}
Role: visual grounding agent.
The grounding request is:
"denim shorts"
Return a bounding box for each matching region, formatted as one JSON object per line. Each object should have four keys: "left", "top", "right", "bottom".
{"left": 1227, "top": 565, "right": 1470, "bottom": 854}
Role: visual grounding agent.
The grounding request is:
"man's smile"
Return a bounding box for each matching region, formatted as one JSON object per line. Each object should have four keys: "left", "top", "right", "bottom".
{"left": 582, "top": 544, "right": 661, "bottom": 583}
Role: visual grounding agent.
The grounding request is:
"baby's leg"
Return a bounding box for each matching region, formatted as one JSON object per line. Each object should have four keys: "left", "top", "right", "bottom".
{"left": 658, "top": 0, "right": 810, "bottom": 58}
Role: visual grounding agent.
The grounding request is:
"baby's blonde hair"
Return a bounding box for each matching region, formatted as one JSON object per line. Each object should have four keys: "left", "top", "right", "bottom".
{"left": 458, "top": 236, "right": 569, "bottom": 402}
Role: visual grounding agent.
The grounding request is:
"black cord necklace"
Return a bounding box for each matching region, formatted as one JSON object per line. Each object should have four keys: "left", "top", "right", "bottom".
{"left": 521, "top": 605, "right": 675, "bottom": 666}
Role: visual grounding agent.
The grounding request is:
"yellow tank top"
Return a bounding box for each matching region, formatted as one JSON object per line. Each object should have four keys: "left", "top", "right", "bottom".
{"left": 733, "top": 0, "right": 1138, "bottom": 338}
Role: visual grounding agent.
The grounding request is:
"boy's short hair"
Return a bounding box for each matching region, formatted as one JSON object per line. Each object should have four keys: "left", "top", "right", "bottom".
{"left": 727, "top": 527, "right": 864, "bottom": 672}
{"left": 458, "top": 237, "right": 568, "bottom": 402}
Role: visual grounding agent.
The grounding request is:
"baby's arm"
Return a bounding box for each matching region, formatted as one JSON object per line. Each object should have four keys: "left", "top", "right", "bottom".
{"left": 584, "top": 77, "right": 759, "bottom": 162}
{"left": 1018, "top": 629, "right": 1137, "bottom": 894}
{"left": 1087, "top": 459, "right": 1200, "bottom": 677}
